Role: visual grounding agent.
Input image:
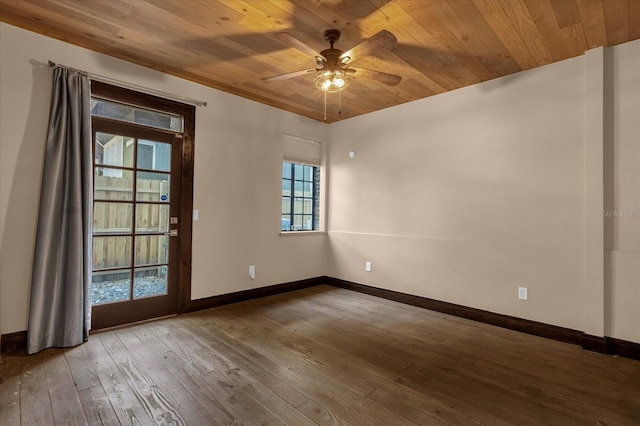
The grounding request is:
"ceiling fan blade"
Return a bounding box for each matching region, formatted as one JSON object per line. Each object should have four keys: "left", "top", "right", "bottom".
{"left": 262, "top": 68, "right": 316, "bottom": 83}
{"left": 347, "top": 67, "right": 402, "bottom": 86}
{"left": 340, "top": 30, "right": 397, "bottom": 63}
{"left": 275, "top": 32, "right": 324, "bottom": 63}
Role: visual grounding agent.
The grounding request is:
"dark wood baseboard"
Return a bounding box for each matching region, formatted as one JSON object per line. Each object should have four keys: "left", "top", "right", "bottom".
{"left": 605, "top": 337, "right": 640, "bottom": 360}
{"left": 325, "top": 277, "right": 640, "bottom": 361}
{"left": 581, "top": 334, "right": 608, "bottom": 353}
{"left": 0, "top": 330, "right": 27, "bottom": 355}
{"left": 182, "top": 276, "right": 325, "bottom": 314}
{"left": 4, "top": 276, "right": 639, "bottom": 361}
{"left": 0, "top": 277, "right": 323, "bottom": 354}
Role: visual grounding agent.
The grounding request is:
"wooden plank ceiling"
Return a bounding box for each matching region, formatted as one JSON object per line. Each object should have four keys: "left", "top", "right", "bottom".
{"left": 1, "top": 0, "right": 638, "bottom": 123}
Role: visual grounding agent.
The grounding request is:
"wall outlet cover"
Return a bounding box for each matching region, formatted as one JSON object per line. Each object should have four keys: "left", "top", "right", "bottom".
{"left": 518, "top": 287, "right": 528, "bottom": 300}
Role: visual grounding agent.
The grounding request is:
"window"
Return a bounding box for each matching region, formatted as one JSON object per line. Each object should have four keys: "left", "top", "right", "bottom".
{"left": 282, "top": 161, "right": 320, "bottom": 231}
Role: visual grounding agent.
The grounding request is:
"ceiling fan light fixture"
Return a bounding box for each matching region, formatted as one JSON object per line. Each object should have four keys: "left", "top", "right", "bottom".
{"left": 315, "top": 69, "right": 350, "bottom": 92}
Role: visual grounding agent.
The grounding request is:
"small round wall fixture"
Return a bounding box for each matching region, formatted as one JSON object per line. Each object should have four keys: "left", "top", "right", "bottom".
{"left": 349, "top": 150, "right": 356, "bottom": 158}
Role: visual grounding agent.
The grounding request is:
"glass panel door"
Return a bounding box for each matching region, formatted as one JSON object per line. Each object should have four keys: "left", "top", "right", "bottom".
{"left": 91, "top": 118, "right": 181, "bottom": 328}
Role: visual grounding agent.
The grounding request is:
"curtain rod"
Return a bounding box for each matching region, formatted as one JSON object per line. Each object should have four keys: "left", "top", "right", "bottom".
{"left": 48, "top": 61, "right": 207, "bottom": 107}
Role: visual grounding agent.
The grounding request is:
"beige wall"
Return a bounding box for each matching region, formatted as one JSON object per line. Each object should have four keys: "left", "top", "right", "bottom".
{"left": 1, "top": 23, "right": 638, "bottom": 344}
{"left": 605, "top": 40, "right": 640, "bottom": 343}
{"left": 0, "top": 23, "right": 327, "bottom": 335}
{"left": 327, "top": 39, "right": 640, "bottom": 343}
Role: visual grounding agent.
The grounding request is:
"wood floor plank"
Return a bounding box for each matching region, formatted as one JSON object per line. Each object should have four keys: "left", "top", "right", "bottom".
{"left": 116, "top": 327, "right": 232, "bottom": 425}
{"left": 2, "top": 285, "right": 638, "bottom": 425}
{"left": 99, "top": 330, "right": 199, "bottom": 425}
{"left": 42, "top": 349, "right": 88, "bottom": 425}
{"left": 184, "top": 314, "right": 378, "bottom": 424}
{"left": 82, "top": 334, "right": 156, "bottom": 426}
{"left": 187, "top": 305, "right": 424, "bottom": 426}
{"left": 64, "top": 344, "right": 101, "bottom": 391}
{"left": 177, "top": 319, "right": 314, "bottom": 412}
{"left": 77, "top": 384, "right": 120, "bottom": 426}
{"left": 19, "top": 353, "right": 55, "bottom": 425}
{"left": 0, "top": 355, "right": 21, "bottom": 425}
{"left": 306, "top": 287, "right": 640, "bottom": 424}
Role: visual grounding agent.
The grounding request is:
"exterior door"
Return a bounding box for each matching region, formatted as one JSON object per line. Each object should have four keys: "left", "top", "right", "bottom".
{"left": 90, "top": 117, "right": 183, "bottom": 329}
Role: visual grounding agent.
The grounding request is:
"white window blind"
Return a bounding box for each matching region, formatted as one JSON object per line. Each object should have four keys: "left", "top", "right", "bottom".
{"left": 283, "top": 134, "right": 321, "bottom": 166}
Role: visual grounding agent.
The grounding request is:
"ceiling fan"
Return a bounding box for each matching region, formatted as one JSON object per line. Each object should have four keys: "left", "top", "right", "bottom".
{"left": 262, "top": 29, "right": 402, "bottom": 119}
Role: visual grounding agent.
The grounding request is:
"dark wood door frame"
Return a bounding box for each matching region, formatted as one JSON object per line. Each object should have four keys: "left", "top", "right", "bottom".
{"left": 90, "top": 81, "right": 195, "bottom": 328}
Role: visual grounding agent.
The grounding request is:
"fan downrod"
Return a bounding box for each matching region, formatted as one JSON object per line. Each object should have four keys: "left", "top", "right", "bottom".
{"left": 324, "top": 29, "right": 341, "bottom": 48}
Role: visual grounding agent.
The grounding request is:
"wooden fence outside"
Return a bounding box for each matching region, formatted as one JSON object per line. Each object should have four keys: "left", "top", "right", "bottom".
{"left": 93, "top": 175, "right": 169, "bottom": 278}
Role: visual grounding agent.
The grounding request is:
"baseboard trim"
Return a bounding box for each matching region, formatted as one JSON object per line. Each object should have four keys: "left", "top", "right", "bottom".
{"left": 0, "top": 330, "right": 27, "bottom": 355}
{"left": 1, "top": 277, "right": 323, "bottom": 354}
{"left": 4, "top": 276, "right": 639, "bottom": 360}
{"left": 325, "top": 277, "right": 640, "bottom": 361}
{"left": 605, "top": 337, "right": 640, "bottom": 360}
{"left": 581, "top": 334, "right": 608, "bottom": 353}
{"left": 182, "top": 276, "right": 325, "bottom": 314}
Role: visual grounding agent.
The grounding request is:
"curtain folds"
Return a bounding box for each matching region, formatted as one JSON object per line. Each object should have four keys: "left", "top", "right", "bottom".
{"left": 27, "top": 67, "right": 93, "bottom": 354}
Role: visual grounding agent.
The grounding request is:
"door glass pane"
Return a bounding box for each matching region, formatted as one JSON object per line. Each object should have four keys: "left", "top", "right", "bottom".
{"left": 136, "top": 204, "right": 169, "bottom": 233}
{"left": 93, "top": 202, "right": 132, "bottom": 235}
{"left": 95, "top": 169, "right": 134, "bottom": 200}
{"left": 133, "top": 266, "right": 168, "bottom": 299}
{"left": 95, "top": 133, "right": 134, "bottom": 167}
{"left": 138, "top": 140, "right": 171, "bottom": 172}
{"left": 137, "top": 172, "right": 170, "bottom": 202}
{"left": 135, "top": 234, "right": 168, "bottom": 266}
{"left": 93, "top": 236, "right": 132, "bottom": 269}
{"left": 91, "top": 270, "right": 131, "bottom": 305}
{"left": 91, "top": 98, "right": 183, "bottom": 132}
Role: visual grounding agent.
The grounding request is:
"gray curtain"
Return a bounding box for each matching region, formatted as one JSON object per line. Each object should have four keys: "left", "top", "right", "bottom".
{"left": 27, "top": 67, "right": 93, "bottom": 354}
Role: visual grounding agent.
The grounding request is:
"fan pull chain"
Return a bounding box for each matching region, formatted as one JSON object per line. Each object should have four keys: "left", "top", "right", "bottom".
{"left": 324, "top": 90, "right": 327, "bottom": 121}
{"left": 338, "top": 90, "right": 342, "bottom": 115}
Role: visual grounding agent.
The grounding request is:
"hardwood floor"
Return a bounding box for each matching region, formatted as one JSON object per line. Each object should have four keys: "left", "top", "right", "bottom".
{"left": 1, "top": 285, "right": 639, "bottom": 425}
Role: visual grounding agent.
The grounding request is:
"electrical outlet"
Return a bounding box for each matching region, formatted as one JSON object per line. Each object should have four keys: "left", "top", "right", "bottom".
{"left": 365, "top": 261, "right": 372, "bottom": 272}
{"left": 518, "top": 287, "right": 528, "bottom": 300}
{"left": 249, "top": 265, "right": 255, "bottom": 279}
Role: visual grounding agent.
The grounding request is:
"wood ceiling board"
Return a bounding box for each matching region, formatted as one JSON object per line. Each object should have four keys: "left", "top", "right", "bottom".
{"left": 575, "top": 0, "right": 608, "bottom": 49}
{"left": 1, "top": 0, "right": 637, "bottom": 123}
{"left": 472, "top": 0, "right": 541, "bottom": 69}
{"left": 523, "top": 0, "right": 571, "bottom": 62}
{"left": 397, "top": 1, "right": 495, "bottom": 82}
{"left": 549, "top": 0, "right": 582, "bottom": 29}
{"left": 561, "top": 22, "right": 589, "bottom": 57}
{"left": 500, "top": 0, "right": 555, "bottom": 65}
{"left": 602, "top": 0, "right": 631, "bottom": 45}
{"left": 628, "top": 0, "right": 640, "bottom": 40}
{"left": 362, "top": 1, "right": 480, "bottom": 91}
{"left": 445, "top": 0, "right": 522, "bottom": 76}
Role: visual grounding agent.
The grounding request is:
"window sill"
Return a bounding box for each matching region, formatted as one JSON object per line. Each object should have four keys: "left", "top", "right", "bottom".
{"left": 280, "top": 230, "right": 327, "bottom": 237}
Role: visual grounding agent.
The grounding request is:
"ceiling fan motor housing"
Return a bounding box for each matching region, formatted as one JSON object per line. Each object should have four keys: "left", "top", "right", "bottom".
{"left": 324, "top": 29, "right": 341, "bottom": 45}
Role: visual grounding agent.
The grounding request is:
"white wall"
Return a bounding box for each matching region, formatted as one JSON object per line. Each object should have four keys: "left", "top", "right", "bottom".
{"left": 0, "top": 23, "right": 327, "bottom": 335}
{"left": 327, "top": 39, "right": 640, "bottom": 343}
